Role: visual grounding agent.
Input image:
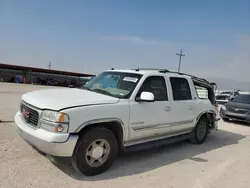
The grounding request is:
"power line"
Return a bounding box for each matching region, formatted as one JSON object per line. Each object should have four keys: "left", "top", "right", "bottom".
{"left": 176, "top": 50, "right": 185, "bottom": 73}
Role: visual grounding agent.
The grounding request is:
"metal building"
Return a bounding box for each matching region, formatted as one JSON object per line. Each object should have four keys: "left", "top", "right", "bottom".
{"left": 0, "top": 63, "right": 95, "bottom": 87}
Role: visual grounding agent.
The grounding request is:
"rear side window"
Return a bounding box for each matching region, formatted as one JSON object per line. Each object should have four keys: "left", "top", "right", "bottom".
{"left": 170, "top": 77, "right": 192, "bottom": 100}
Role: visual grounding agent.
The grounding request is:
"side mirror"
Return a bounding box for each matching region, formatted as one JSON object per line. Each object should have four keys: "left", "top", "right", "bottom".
{"left": 136, "top": 91, "right": 154, "bottom": 102}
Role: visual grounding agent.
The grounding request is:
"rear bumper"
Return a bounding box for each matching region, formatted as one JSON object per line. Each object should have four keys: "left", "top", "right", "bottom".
{"left": 15, "top": 112, "right": 78, "bottom": 157}
{"left": 220, "top": 110, "right": 250, "bottom": 123}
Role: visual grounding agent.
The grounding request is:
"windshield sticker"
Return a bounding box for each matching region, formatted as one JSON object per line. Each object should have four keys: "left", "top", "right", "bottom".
{"left": 123, "top": 77, "right": 138, "bottom": 83}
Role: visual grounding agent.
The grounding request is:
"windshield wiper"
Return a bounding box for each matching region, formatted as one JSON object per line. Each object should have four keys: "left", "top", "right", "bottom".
{"left": 90, "top": 88, "right": 112, "bottom": 96}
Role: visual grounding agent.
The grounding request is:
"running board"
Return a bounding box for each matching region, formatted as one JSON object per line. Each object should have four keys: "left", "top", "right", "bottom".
{"left": 124, "top": 133, "right": 192, "bottom": 153}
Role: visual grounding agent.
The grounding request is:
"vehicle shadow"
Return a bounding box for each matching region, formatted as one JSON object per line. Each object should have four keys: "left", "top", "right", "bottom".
{"left": 51, "top": 129, "right": 245, "bottom": 181}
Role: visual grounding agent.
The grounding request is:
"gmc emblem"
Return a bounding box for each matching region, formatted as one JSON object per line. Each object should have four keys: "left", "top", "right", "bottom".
{"left": 23, "top": 109, "right": 30, "bottom": 118}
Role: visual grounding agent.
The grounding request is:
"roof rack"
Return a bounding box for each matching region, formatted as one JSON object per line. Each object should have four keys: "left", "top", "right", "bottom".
{"left": 168, "top": 70, "right": 210, "bottom": 84}
{"left": 131, "top": 67, "right": 212, "bottom": 85}
{"left": 131, "top": 68, "right": 169, "bottom": 73}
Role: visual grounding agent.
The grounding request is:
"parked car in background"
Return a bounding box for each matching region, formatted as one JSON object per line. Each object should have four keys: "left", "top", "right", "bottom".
{"left": 215, "top": 90, "right": 239, "bottom": 104}
{"left": 220, "top": 94, "right": 250, "bottom": 124}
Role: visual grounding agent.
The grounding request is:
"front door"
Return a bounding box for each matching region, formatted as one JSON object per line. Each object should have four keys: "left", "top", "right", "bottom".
{"left": 129, "top": 76, "right": 172, "bottom": 142}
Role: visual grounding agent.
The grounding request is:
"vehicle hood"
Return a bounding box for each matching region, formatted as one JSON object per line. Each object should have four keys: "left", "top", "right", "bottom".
{"left": 226, "top": 102, "right": 250, "bottom": 111}
{"left": 22, "top": 88, "right": 120, "bottom": 110}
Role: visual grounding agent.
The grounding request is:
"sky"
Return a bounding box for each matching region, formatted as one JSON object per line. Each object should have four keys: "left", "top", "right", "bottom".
{"left": 0, "top": 0, "right": 250, "bottom": 89}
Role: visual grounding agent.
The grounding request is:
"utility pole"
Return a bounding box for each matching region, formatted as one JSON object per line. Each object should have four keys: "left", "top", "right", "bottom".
{"left": 48, "top": 62, "right": 52, "bottom": 70}
{"left": 176, "top": 50, "right": 185, "bottom": 73}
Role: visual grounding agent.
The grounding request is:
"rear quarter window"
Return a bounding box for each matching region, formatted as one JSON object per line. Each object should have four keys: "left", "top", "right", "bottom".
{"left": 195, "top": 86, "right": 208, "bottom": 99}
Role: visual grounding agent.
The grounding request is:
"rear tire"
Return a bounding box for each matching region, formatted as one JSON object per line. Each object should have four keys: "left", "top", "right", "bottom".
{"left": 189, "top": 117, "right": 209, "bottom": 144}
{"left": 72, "top": 127, "right": 118, "bottom": 176}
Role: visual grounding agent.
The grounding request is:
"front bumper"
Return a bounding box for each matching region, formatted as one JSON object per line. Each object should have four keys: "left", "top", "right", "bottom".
{"left": 15, "top": 112, "right": 79, "bottom": 157}
{"left": 220, "top": 110, "right": 250, "bottom": 123}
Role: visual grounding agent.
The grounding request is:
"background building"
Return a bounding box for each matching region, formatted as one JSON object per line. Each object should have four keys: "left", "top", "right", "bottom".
{"left": 0, "top": 63, "right": 95, "bottom": 87}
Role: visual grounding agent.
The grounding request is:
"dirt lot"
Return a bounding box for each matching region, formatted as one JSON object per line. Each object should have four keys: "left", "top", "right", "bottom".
{"left": 1, "top": 83, "right": 250, "bottom": 188}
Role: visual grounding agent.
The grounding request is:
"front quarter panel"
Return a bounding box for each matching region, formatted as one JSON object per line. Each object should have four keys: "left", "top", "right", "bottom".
{"left": 61, "top": 99, "right": 130, "bottom": 142}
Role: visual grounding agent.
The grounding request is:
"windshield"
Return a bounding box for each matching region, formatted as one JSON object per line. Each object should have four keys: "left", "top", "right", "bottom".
{"left": 82, "top": 71, "right": 142, "bottom": 98}
{"left": 232, "top": 94, "right": 250, "bottom": 104}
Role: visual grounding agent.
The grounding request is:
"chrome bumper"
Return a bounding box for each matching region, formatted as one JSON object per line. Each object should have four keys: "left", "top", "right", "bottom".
{"left": 15, "top": 112, "right": 78, "bottom": 157}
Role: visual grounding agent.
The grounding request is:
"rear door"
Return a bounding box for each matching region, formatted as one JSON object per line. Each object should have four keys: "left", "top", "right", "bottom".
{"left": 168, "top": 77, "right": 197, "bottom": 134}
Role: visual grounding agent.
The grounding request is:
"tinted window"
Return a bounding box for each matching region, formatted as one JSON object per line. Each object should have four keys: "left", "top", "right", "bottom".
{"left": 170, "top": 77, "right": 192, "bottom": 100}
{"left": 232, "top": 94, "right": 250, "bottom": 104}
{"left": 137, "top": 76, "right": 168, "bottom": 101}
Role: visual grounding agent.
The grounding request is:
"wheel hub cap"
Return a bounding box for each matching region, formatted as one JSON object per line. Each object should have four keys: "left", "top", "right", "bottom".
{"left": 92, "top": 146, "right": 104, "bottom": 159}
{"left": 85, "top": 139, "right": 110, "bottom": 167}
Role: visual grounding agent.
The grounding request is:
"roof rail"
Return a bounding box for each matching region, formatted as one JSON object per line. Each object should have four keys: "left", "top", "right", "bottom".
{"left": 131, "top": 68, "right": 169, "bottom": 72}
{"left": 167, "top": 70, "right": 210, "bottom": 84}
{"left": 131, "top": 67, "right": 211, "bottom": 85}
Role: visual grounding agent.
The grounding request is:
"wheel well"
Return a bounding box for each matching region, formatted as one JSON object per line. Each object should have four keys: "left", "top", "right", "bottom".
{"left": 197, "top": 112, "right": 214, "bottom": 129}
{"left": 78, "top": 122, "right": 124, "bottom": 150}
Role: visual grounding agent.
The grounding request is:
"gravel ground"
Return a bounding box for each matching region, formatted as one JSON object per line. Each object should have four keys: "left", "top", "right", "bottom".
{"left": 1, "top": 82, "right": 250, "bottom": 188}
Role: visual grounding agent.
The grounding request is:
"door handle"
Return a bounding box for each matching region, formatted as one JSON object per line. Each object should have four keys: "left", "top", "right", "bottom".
{"left": 165, "top": 106, "right": 171, "bottom": 112}
{"left": 189, "top": 106, "right": 193, "bottom": 110}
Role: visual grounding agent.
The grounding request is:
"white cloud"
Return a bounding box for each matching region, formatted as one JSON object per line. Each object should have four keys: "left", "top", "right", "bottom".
{"left": 102, "top": 35, "right": 166, "bottom": 45}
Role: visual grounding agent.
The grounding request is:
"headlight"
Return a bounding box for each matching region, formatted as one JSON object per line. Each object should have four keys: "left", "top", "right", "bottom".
{"left": 221, "top": 106, "right": 226, "bottom": 111}
{"left": 41, "top": 110, "right": 69, "bottom": 123}
{"left": 40, "top": 110, "right": 69, "bottom": 133}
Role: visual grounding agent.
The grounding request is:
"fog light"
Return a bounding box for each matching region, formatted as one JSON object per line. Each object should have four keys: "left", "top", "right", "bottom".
{"left": 55, "top": 125, "right": 64, "bottom": 132}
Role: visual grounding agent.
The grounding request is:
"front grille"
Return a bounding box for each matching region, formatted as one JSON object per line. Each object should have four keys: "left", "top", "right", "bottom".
{"left": 20, "top": 103, "right": 39, "bottom": 127}
{"left": 227, "top": 107, "right": 248, "bottom": 114}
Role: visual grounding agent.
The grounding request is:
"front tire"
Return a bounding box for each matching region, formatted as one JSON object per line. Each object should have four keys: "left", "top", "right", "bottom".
{"left": 72, "top": 127, "right": 118, "bottom": 176}
{"left": 190, "top": 117, "right": 209, "bottom": 144}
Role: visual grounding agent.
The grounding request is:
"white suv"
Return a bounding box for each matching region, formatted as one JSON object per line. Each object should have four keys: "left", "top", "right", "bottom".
{"left": 15, "top": 68, "right": 219, "bottom": 176}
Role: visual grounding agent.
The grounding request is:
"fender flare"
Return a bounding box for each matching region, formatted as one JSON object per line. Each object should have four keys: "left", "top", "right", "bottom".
{"left": 75, "top": 118, "right": 126, "bottom": 143}
{"left": 195, "top": 110, "right": 216, "bottom": 126}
